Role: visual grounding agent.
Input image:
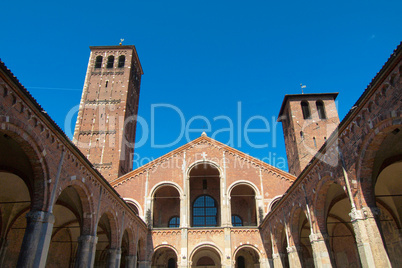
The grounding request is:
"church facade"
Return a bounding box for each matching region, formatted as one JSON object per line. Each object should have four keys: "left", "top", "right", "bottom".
{"left": 0, "top": 42, "right": 401, "bottom": 268}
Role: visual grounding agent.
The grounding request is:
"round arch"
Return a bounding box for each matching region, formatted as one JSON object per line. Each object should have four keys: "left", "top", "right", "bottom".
{"left": 227, "top": 180, "right": 260, "bottom": 197}
{"left": 228, "top": 182, "right": 258, "bottom": 226}
{"left": 0, "top": 123, "right": 49, "bottom": 211}
{"left": 149, "top": 181, "right": 184, "bottom": 198}
{"left": 267, "top": 195, "right": 282, "bottom": 213}
{"left": 232, "top": 244, "right": 262, "bottom": 260}
{"left": 189, "top": 243, "right": 223, "bottom": 268}
{"left": 186, "top": 160, "right": 223, "bottom": 178}
{"left": 124, "top": 198, "right": 143, "bottom": 217}
{"left": 151, "top": 184, "right": 181, "bottom": 228}
{"left": 150, "top": 244, "right": 180, "bottom": 263}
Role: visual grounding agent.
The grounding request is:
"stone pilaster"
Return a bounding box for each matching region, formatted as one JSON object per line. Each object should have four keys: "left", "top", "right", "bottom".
{"left": 17, "top": 210, "right": 54, "bottom": 268}
{"left": 272, "top": 253, "right": 284, "bottom": 268}
{"left": 287, "top": 245, "right": 302, "bottom": 268}
{"left": 108, "top": 248, "right": 121, "bottom": 268}
{"left": 75, "top": 235, "right": 98, "bottom": 268}
{"left": 0, "top": 238, "right": 8, "bottom": 266}
{"left": 350, "top": 207, "right": 391, "bottom": 268}
{"left": 125, "top": 255, "right": 137, "bottom": 268}
{"left": 138, "top": 260, "right": 151, "bottom": 268}
{"left": 309, "top": 232, "right": 333, "bottom": 268}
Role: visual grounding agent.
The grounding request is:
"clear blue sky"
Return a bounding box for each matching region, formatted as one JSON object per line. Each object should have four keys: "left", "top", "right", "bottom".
{"left": 1, "top": 0, "right": 401, "bottom": 172}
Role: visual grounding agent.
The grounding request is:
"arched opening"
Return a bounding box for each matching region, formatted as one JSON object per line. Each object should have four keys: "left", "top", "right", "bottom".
{"left": 0, "top": 172, "right": 31, "bottom": 267}
{"left": 374, "top": 161, "right": 402, "bottom": 266}
{"left": 301, "top": 101, "right": 311, "bottom": 119}
{"left": 278, "top": 226, "right": 289, "bottom": 268}
{"left": 316, "top": 100, "right": 326, "bottom": 119}
{"left": 0, "top": 132, "right": 37, "bottom": 266}
{"left": 46, "top": 186, "right": 85, "bottom": 267}
{"left": 128, "top": 203, "right": 139, "bottom": 215}
{"left": 107, "top": 55, "right": 114, "bottom": 68}
{"left": 291, "top": 208, "right": 313, "bottom": 268}
{"left": 234, "top": 247, "right": 260, "bottom": 268}
{"left": 230, "top": 184, "right": 257, "bottom": 226}
{"left": 325, "top": 183, "right": 360, "bottom": 267}
{"left": 95, "top": 56, "right": 103, "bottom": 68}
{"left": 189, "top": 163, "right": 220, "bottom": 227}
{"left": 153, "top": 186, "right": 180, "bottom": 228}
{"left": 95, "top": 214, "right": 113, "bottom": 267}
{"left": 118, "top": 55, "right": 126, "bottom": 68}
{"left": 151, "top": 247, "right": 178, "bottom": 268}
{"left": 120, "top": 230, "right": 130, "bottom": 268}
{"left": 191, "top": 246, "right": 221, "bottom": 268}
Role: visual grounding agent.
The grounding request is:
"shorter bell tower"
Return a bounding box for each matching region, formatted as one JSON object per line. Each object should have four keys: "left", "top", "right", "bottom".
{"left": 73, "top": 45, "right": 143, "bottom": 182}
{"left": 278, "top": 93, "right": 340, "bottom": 177}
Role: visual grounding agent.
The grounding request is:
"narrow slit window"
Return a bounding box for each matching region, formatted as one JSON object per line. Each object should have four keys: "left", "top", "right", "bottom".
{"left": 301, "top": 101, "right": 311, "bottom": 119}
{"left": 95, "top": 56, "right": 103, "bottom": 68}
{"left": 316, "top": 100, "right": 326, "bottom": 119}
{"left": 105, "top": 81, "right": 108, "bottom": 88}
{"left": 118, "top": 55, "right": 125, "bottom": 68}
{"left": 313, "top": 137, "right": 317, "bottom": 148}
{"left": 107, "top": 55, "right": 114, "bottom": 68}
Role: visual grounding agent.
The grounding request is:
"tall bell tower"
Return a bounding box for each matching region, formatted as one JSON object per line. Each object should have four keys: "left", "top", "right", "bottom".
{"left": 278, "top": 93, "right": 340, "bottom": 177}
{"left": 73, "top": 45, "right": 143, "bottom": 182}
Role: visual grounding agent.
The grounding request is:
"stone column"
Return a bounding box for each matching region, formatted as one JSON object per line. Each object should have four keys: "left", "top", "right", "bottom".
{"left": 287, "top": 246, "right": 302, "bottom": 268}
{"left": 309, "top": 232, "right": 333, "bottom": 268}
{"left": 350, "top": 207, "right": 391, "bottom": 267}
{"left": 75, "top": 235, "right": 98, "bottom": 268}
{"left": 126, "top": 255, "right": 137, "bottom": 268}
{"left": 16, "top": 210, "right": 54, "bottom": 268}
{"left": 108, "top": 248, "right": 120, "bottom": 268}
{"left": 0, "top": 238, "right": 8, "bottom": 266}
{"left": 138, "top": 260, "right": 151, "bottom": 268}
{"left": 272, "top": 253, "right": 283, "bottom": 268}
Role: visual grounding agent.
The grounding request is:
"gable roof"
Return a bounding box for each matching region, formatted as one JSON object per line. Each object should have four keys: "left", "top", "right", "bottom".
{"left": 111, "top": 135, "right": 296, "bottom": 185}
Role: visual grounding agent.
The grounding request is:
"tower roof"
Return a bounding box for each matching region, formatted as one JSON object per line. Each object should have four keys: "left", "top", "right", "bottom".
{"left": 89, "top": 45, "right": 144, "bottom": 75}
{"left": 277, "top": 92, "right": 338, "bottom": 121}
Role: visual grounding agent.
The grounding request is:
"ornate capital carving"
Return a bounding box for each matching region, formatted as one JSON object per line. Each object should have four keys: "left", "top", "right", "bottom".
{"left": 26, "top": 211, "right": 54, "bottom": 224}
{"left": 349, "top": 207, "right": 365, "bottom": 222}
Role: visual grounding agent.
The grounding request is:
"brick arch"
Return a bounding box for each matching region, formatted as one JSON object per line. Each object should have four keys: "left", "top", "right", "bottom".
{"left": 355, "top": 119, "right": 402, "bottom": 207}
{"left": 97, "top": 209, "right": 120, "bottom": 248}
{"left": 120, "top": 227, "right": 136, "bottom": 257}
{"left": 55, "top": 180, "right": 95, "bottom": 235}
{"left": 232, "top": 244, "right": 262, "bottom": 261}
{"left": 312, "top": 177, "right": 347, "bottom": 232}
{"left": 123, "top": 198, "right": 143, "bottom": 217}
{"left": 267, "top": 195, "right": 282, "bottom": 213}
{"left": 186, "top": 159, "right": 223, "bottom": 177}
{"left": 272, "top": 222, "right": 287, "bottom": 254}
{"left": 0, "top": 120, "right": 49, "bottom": 211}
{"left": 289, "top": 206, "right": 307, "bottom": 246}
{"left": 189, "top": 242, "right": 223, "bottom": 267}
{"left": 149, "top": 244, "right": 179, "bottom": 263}
{"left": 227, "top": 180, "right": 260, "bottom": 197}
{"left": 149, "top": 181, "right": 184, "bottom": 198}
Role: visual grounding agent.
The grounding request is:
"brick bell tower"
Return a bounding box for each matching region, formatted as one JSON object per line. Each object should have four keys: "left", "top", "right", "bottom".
{"left": 278, "top": 93, "right": 340, "bottom": 177}
{"left": 73, "top": 45, "right": 143, "bottom": 182}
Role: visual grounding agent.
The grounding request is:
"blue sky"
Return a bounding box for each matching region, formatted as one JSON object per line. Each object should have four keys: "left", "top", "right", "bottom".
{"left": 1, "top": 0, "right": 401, "bottom": 171}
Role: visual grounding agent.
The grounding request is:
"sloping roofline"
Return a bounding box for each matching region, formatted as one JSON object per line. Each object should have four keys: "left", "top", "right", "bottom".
{"left": 112, "top": 135, "right": 296, "bottom": 185}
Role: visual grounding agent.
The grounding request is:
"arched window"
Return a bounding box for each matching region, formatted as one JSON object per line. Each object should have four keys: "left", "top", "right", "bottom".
{"left": 107, "top": 55, "right": 114, "bottom": 68}
{"left": 118, "top": 55, "right": 125, "bottom": 68}
{"left": 316, "top": 100, "right": 326, "bottom": 119}
{"left": 301, "top": 101, "right": 311, "bottom": 119}
{"left": 168, "top": 216, "right": 180, "bottom": 228}
{"left": 193, "top": 195, "right": 217, "bottom": 227}
{"left": 95, "top": 56, "right": 103, "bottom": 68}
{"left": 232, "top": 215, "right": 243, "bottom": 226}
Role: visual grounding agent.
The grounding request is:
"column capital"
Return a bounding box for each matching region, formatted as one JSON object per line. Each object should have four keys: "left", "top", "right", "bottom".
{"left": 26, "top": 210, "right": 54, "bottom": 224}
